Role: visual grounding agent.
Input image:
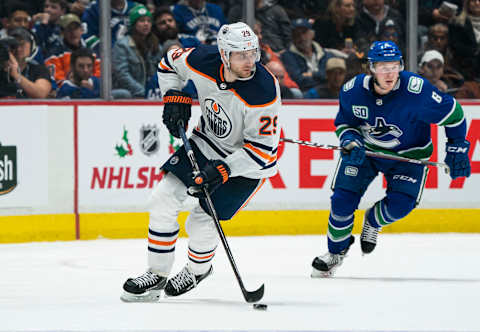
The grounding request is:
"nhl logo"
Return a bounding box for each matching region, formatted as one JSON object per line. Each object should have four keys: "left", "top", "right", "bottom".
{"left": 219, "top": 82, "right": 227, "bottom": 90}
{"left": 140, "top": 124, "right": 160, "bottom": 156}
{"left": 376, "top": 99, "right": 383, "bottom": 106}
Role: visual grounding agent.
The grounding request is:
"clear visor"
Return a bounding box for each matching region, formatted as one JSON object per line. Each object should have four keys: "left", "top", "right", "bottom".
{"left": 371, "top": 62, "right": 402, "bottom": 74}
{"left": 229, "top": 49, "right": 259, "bottom": 62}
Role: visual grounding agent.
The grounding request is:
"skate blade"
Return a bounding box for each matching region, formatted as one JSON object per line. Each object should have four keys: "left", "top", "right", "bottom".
{"left": 311, "top": 268, "right": 335, "bottom": 278}
{"left": 120, "top": 290, "right": 162, "bottom": 303}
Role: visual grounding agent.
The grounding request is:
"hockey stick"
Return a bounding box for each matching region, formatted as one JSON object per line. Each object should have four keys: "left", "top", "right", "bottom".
{"left": 281, "top": 137, "right": 450, "bottom": 173}
{"left": 177, "top": 122, "right": 265, "bottom": 303}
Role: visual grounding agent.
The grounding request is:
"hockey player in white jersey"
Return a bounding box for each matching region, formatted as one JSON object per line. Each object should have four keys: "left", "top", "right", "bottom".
{"left": 121, "top": 22, "right": 281, "bottom": 302}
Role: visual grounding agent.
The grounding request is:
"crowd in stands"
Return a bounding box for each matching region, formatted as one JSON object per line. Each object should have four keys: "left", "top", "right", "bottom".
{"left": 0, "top": 0, "right": 479, "bottom": 99}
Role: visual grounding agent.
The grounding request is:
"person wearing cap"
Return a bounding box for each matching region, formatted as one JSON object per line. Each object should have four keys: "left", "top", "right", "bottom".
{"left": 281, "top": 18, "right": 336, "bottom": 91}
{"left": 32, "top": 0, "right": 68, "bottom": 57}
{"left": 45, "top": 13, "right": 101, "bottom": 87}
{"left": 112, "top": 4, "right": 162, "bottom": 98}
{"left": 2, "top": 27, "right": 51, "bottom": 98}
{"left": 418, "top": 49, "right": 449, "bottom": 92}
{"left": 304, "top": 57, "right": 347, "bottom": 98}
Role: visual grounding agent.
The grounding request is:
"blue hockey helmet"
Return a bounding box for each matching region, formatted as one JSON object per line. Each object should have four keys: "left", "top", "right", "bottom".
{"left": 367, "top": 41, "right": 404, "bottom": 72}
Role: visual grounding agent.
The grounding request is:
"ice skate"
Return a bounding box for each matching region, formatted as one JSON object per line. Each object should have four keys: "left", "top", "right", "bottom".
{"left": 361, "top": 209, "right": 381, "bottom": 254}
{"left": 121, "top": 270, "right": 167, "bottom": 302}
{"left": 311, "top": 236, "right": 354, "bottom": 277}
{"left": 164, "top": 264, "right": 213, "bottom": 297}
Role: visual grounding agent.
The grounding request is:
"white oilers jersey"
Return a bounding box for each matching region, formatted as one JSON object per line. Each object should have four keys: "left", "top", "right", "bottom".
{"left": 157, "top": 44, "right": 281, "bottom": 179}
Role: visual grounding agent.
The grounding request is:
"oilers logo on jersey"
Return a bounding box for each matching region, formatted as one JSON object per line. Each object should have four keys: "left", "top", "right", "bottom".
{"left": 204, "top": 99, "right": 232, "bottom": 138}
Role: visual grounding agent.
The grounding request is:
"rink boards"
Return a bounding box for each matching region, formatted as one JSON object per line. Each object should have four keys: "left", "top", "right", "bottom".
{"left": 0, "top": 101, "right": 479, "bottom": 242}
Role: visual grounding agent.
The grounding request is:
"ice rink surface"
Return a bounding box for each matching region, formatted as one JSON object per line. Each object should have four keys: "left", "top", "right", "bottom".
{"left": 1, "top": 234, "right": 479, "bottom": 332}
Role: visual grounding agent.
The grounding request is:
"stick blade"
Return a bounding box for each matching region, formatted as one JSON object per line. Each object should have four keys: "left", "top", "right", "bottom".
{"left": 243, "top": 283, "right": 265, "bottom": 303}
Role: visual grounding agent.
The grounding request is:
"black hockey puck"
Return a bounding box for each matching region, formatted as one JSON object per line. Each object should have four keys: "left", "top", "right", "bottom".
{"left": 253, "top": 303, "right": 268, "bottom": 310}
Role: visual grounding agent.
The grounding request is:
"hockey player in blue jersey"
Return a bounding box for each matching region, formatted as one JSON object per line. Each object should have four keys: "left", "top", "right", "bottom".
{"left": 311, "top": 41, "right": 471, "bottom": 278}
{"left": 121, "top": 22, "right": 281, "bottom": 302}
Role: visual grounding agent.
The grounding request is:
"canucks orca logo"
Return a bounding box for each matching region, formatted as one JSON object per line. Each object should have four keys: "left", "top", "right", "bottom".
{"left": 204, "top": 99, "right": 232, "bottom": 138}
{"left": 361, "top": 117, "right": 403, "bottom": 148}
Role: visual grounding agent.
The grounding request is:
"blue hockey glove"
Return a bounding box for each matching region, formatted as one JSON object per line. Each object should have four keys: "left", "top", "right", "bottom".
{"left": 187, "top": 160, "right": 231, "bottom": 198}
{"left": 445, "top": 138, "right": 471, "bottom": 179}
{"left": 162, "top": 90, "right": 192, "bottom": 138}
{"left": 340, "top": 133, "right": 365, "bottom": 166}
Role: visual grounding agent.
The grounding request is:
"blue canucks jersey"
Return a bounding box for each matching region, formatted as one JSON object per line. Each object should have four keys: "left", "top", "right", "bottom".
{"left": 336, "top": 71, "right": 466, "bottom": 160}
{"left": 81, "top": 0, "right": 138, "bottom": 52}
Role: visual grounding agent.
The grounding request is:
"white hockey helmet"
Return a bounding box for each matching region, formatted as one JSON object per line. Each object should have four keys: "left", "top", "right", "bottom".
{"left": 217, "top": 22, "right": 260, "bottom": 69}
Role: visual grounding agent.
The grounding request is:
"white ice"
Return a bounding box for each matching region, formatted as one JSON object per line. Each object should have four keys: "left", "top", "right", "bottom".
{"left": 1, "top": 234, "right": 479, "bottom": 332}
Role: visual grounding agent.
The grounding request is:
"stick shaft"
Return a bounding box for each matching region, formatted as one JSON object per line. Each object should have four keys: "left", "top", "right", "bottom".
{"left": 177, "top": 123, "right": 264, "bottom": 303}
{"left": 281, "top": 137, "right": 450, "bottom": 172}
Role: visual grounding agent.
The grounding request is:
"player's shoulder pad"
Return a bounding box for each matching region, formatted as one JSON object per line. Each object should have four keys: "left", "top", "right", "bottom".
{"left": 185, "top": 44, "right": 223, "bottom": 80}
{"left": 232, "top": 63, "right": 277, "bottom": 107}
{"left": 400, "top": 71, "right": 430, "bottom": 95}
{"left": 341, "top": 73, "right": 366, "bottom": 94}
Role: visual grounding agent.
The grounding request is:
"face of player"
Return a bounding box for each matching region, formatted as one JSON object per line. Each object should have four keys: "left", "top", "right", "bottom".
{"left": 73, "top": 56, "right": 94, "bottom": 81}
{"left": 372, "top": 61, "right": 401, "bottom": 94}
{"left": 45, "top": 0, "right": 65, "bottom": 23}
{"left": 228, "top": 49, "right": 257, "bottom": 79}
{"left": 135, "top": 16, "right": 152, "bottom": 37}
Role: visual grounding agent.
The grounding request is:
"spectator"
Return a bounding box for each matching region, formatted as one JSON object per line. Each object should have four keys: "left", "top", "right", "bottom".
{"left": 172, "top": 0, "right": 227, "bottom": 45}
{"left": 313, "top": 0, "right": 360, "bottom": 53}
{"left": 281, "top": 18, "right": 335, "bottom": 92}
{"left": 32, "top": 0, "right": 68, "bottom": 58}
{"left": 265, "top": 60, "right": 302, "bottom": 99}
{"left": 0, "top": 2, "right": 32, "bottom": 39}
{"left": 418, "top": 50, "right": 449, "bottom": 92}
{"left": 304, "top": 57, "right": 347, "bottom": 99}
{"left": 57, "top": 47, "right": 99, "bottom": 98}
{"left": 449, "top": 0, "right": 480, "bottom": 80}
{"left": 422, "top": 23, "right": 464, "bottom": 89}
{"left": 419, "top": 0, "right": 463, "bottom": 27}
{"left": 278, "top": 0, "right": 329, "bottom": 20}
{"left": 68, "top": 0, "right": 91, "bottom": 17}
{"left": 45, "top": 13, "right": 101, "bottom": 86}
{"left": 229, "top": 0, "right": 292, "bottom": 53}
{"left": 152, "top": 6, "right": 200, "bottom": 49}
{"left": 377, "top": 18, "right": 404, "bottom": 53}
{"left": 112, "top": 4, "right": 162, "bottom": 98}
{"left": 253, "top": 20, "right": 299, "bottom": 90}
{"left": 4, "top": 27, "right": 51, "bottom": 98}
{"left": 82, "top": 0, "right": 138, "bottom": 53}
{"left": 356, "top": 0, "right": 405, "bottom": 47}
{"left": 455, "top": 78, "right": 480, "bottom": 98}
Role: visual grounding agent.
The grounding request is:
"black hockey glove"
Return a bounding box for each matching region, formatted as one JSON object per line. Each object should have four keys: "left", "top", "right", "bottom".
{"left": 445, "top": 138, "right": 471, "bottom": 179}
{"left": 162, "top": 90, "right": 192, "bottom": 138}
{"left": 187, "top": 160, "right": 231, "bottom": 198}
{"left": 340, "top": 132, "right": 365, "bottom": 166}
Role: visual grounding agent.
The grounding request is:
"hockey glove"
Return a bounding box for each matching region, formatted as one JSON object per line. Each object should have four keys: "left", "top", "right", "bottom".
{"left": 187, "top": 160, "right": 231, "bottom": 198}
{"left": 445, "top": 138, "right": 471, "bottom": 179}
{"left": 340, "top": 132, "right": 365, "bottom": 166}
{"left": 162, "top": 90, "right": 192, "bottom": 138}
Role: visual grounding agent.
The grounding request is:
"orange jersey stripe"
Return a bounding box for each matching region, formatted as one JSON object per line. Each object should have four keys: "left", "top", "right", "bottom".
{"left": 188, "top": 251, "right": 215, "bottom": 260}
{"left": 148, "top": 238, "right": 177, "bottom": 246}
{"left": 244, "top": 143, "right": 277, "bottom": 163}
